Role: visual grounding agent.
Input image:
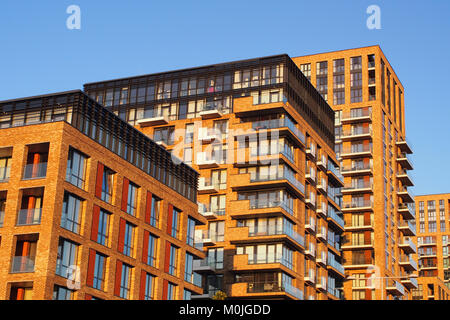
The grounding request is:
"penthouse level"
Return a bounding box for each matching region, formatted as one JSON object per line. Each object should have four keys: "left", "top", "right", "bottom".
{"left": 84, "top": 54, "right": 336, "bottom": 149}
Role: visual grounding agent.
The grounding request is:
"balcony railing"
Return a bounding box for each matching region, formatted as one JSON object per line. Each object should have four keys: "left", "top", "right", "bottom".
{"left": 17, "top": 208, "right": 42, "bottom": 226}
{"left": 252, "top": 118, "right": 306, "bottom": 145}
{"left": 11, "top": 256, "right": 35, "bottom": 273}
{"left": 328, "top": 287, "right": 344, "bottom": 299}
{"left": 341, "top": 127, "right": 372, "bottom": 139}
{"left": 328, "top": 257, "right": 345, "bottom": 274}
{"left": 247, "top": 281, "right": 303, "bottom": 300}
{"left": 198, "top": 203, "right": 226, "bottom": 218}
{"left": 341, "top": 145, "right": 373, "bottom": 157}
{"left": 327, "top": 162, "right": 344, "bottom": 182}
{"left": 342, "top": 181, "right": 373, "bottom": 192}
{"left": 341, "top": 163, "right": 372, "bottom": 174}
{"left": 342, "top": 109, "right": 372, "bottom": 122}
{"left": 248, "top": 169, "right": 305, "bottom": 196}
{"left": 328, "top": 207, "right": 345, "bottom": 229}
{"left": 23, "top": 163, "right": 47, "bottom": 180}
{"left": 249, "top": 199, "right": 294, "bottom": 216}
{"left": 241, "top": 225, "right": 305, "bottom": 248}
{"left": 342, "top": 200, "right": 373, "bottom": 210}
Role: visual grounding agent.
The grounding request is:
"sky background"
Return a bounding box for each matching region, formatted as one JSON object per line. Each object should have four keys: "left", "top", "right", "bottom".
{"left": 0, "top": 0, "right": 448, "bottom": 196}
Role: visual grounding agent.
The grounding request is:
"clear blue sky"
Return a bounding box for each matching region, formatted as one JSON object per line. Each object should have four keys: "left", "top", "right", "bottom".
{"left": 0, "top": 0, "right": 449, "bottom": 196}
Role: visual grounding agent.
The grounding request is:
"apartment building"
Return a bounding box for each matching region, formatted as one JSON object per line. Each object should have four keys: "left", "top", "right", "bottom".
{"left": 413, "top": 193, "right": 450, "bottom": 300}
{"left": 0, "top": 90, "right": 206, "bottom": 300}
{"left": 83, "top": 54, "right": 346, "bottom": 300}
{"left": 292, "top": 46, "right": 417, "bottom": 300}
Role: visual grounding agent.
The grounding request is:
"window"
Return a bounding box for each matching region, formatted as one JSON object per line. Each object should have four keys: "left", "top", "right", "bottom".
{"left": 300, "top": 64, "right": 311, "bottom": 81}
{"left": 123, "top": 222, "right": 135, "bottom": 257}
{"left": 61, "top": 192, "right": 84, "bottom": 234}
{"left": 168, "top": 245, "right": 178, "bottom": 276}
{"left": 171, "top": 208, "right": 181, "bottom": 239}
{"left": 184, "top": 253, "right": 195, "bottom": 283}
{"left": 351, "top": 56, "right": 362, "bottom": 70}
{"left": 333, "top": 90, "right": 345, "bottom": 105}
{"left": 119, "top": 263, "right": 132, "bottom": 299}
{"left": 211, "top": 169, "right": 227, "bottom": 190}
{"left": 66, "top": 148, "right": 88, "bottom": 189}
{"left": 185, "top": 124, "right": 194, "bottom": 143}
{"left": 0, "top": 155, "right": 11, "bottom": 182}
{"left": 143, "top": 273, "right": 155, "bottom": 300}
{"left": 210, "top": 195, "right": 226, "bottom": 216}
{"left": 145, "top": 232, "right": 158, "bottom": 267}
{"left": 183, "top": 289, "right": 192, "bottom": 300}
{"left": 149, "top": 195, "right": 161, "bottom": 228}
{"left": 166, "top": 282, "right": 177, "bottom": 300}
{"left": 97, "top": 209, "right": 111, "bottom": 246}
{"left": 184, "top": 147, "right": 192, "bottom": 164}
{"left": 101, "top": 167, "right": 114, "bottom": 203}
{"left": 56, "top": 238, "right": 79, "bottom": 279}
{"left": 351, "top": 88, "right": 363, "bottom": 103}
{"left": 153, "top": 127, "right": 175, "bottom": 145}
{"left": 333, "top": 59, "right": 345, "bottom": 73}
{"left": 93, "top": 252, "right": 107, "bottom": 291}
{"left": 207, "top": 248, "right": 224, "bottom": 269}
{"left": 186, "top": 217, "right": 196, "bottom": 247}
{"left": 53, "top": 286, "right": 74, "bottom": 300}
{"left": 209, "top": 221, "right": 225, "bottom": 242}
{"left": 126, "top": 182, "right": 139, "bottom": 216}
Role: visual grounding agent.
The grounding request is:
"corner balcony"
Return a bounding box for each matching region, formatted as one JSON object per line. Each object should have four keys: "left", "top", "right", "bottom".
{"left": 341, "top": 127, "right": 372, "bottom": 141}
{"left": 341, "top": 181, "right": 373, "bottom": 194}
{"left": 398, "top": 203, "right": 415, "bottom": 220}
{"left": 231, "top": 254, "right": 296, "bottom": 278}
{"left": 398, "top": 220, "right": 416, "bottom": 236}
{"left": 305, "top": 192, "right": 316, "bottom": 209}
{"left": 399, "top": 237, "right": 417, "bottom": 254}
{"left": 396, "top": 169, "right": 414, "bottom": 187}
{"left": 340, "top": 145, "right": 373, "bottom": 159}
{"left": 228, "top": 199, "right": 294, "bottom": 220}
{"left": 198, "top": 177, "right": 218, "bottom": 194}
{"left": 305, "top": 144, "right": 317, "bottom": 161}
{"left": 396, "top": 139, "right": 413, "bottom": 154}
{"left": 136, "top": 114, "right": 169, "bottom": 127}
{"left": 341, "top": 163, "right": 373, "bottom": 176}
{"left": 399, "top": 255, "right": 418, "bottom": 271}
{"left": 228, "top": 225, "right": 304, "bottom": 251}
{"left": 397, "top": 153, "right": 413, "bottom": 170}
{"left": 401, "top": 276, "right": 418, "bottom": 290}
{"left": 305, "top": 216, "right": 316, "bottom": 233}
{"left": 229, "top": 281, "right": 304, "bottom": 300}
{"left": 196, "top": 152, "right": 220, "bottom": 169}
{"left": 386, "top": 280, "right": 405, "bottom": 296}
{"left": 199, "top": 104, "right": 223, "bottom": 119}
{"left": 341, "top": 110, "right": 372, "bottom": 124}
{"left": 342, "top": 200, "right": 373, "bottom": 212}
{"left": 305, "top": 167, "right": 317, "bottom": 184}
{"left": 229, "top": 171, "right": 305, "bottom": 199}
{"left": 397, "top": 186, "right": 414, "bottom": 203}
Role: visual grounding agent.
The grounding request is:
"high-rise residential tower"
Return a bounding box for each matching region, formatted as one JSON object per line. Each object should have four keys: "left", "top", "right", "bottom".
{"left": 84, "top": 54, "right": 346, "bottom": 300}
{"left": 292, "top": 45, "right": 417, "bottom": 300}
{"left": 413, "top": 193, "right": 450, "bottom": 300}
{"left": 0, "top": 91, "right": 205, "bottom": 300}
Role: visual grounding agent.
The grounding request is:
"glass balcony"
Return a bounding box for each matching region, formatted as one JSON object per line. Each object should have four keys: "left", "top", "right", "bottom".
{"left": 341, "top": 163, "right": 373, "bottom": 176}
{"left": 23, "top": 163, "right": 47, "bottom": 180}
{"left": 17, "top": 208, "right": 42, "bottom": 226}
{"left": 342, "top": 200, "right": 373, "bottom": 211}
{"left": 396, "top": 169, "right": 414, "bottom": 187}
{"left": 398, "top": 220, "right": 416, "bottom": 236}
{"left": 397, "top": 186, "right": 414, "bottom": 203}
{"left": 342, "top": 181, "right": 373, "bottom": 194}
{"left": 398, "top": 203, "right": 415, "bottom": 220}
{"left": 249, "top": 199, "right": 294, "bottom": 216}
{"left": 328, "top": 287, "right": 344, "bottom": 300}
{"left": 198, "top": 203, "right": 225, "bottom": 219}
{"left": 341, "top": 127, "right": 372, "bottom": 140}
{"left": 136, "top": 112, "right": 169, "bottom": 126}
{"left": 399, "top": 255, "right": 418, "bottom": 271}
{"left": 199, "top": 103, "right": 223, "bottom": 119}
{"left": 11, "top": 256, "right": 35, "bottom": 273}
{"left": 246, "top": 281, "right": 303, "bottom": 300}
{"left": 341, "top": 109, "right": 372, "bottom": 123}
{"left": 397, "top": 152, "right": 414, "bottom": 170}
{"left": 247, "top": 168, "right": 305, "bottom": 196}
{"left": 328, "top": 206, "right": 345, "bottom": 230}
{"left": 252, "top": 118, "right": 305, "bottom": 146}
{"left": 399, "top": 237, "right": 417, "bottom": 254}
{"left": 327, "top": 162, "right": 344, "bottom": 184}
{"left": 386, "top": 280, "right": 405, "bottom": 296}
{"left": 327, "top": 257, "right": 345, "bottom": 275}
{"left": 396, "top": 138, "right": 413, "bottom": 154}
{"left": 238, "top": 224, "right": 305, "bottom": 249}
{"left": 198, "top": 177, "right": 219, "bottom": 194}
{"left": 341, "top": 145, "right": 373, "bottom": 158}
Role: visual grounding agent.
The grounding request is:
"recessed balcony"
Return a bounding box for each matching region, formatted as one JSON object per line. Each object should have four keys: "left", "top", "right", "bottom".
{"left": 305, "top": 217, "right": 316, "bottom": 233}
{"left": 317, "top": 226, "right": 327, "bottom": 242}
{"left": 341, "top": 127, "right": 372, "bottom": 141}
{"left": 316, "top": 276, "right": 327, "bottom": 291}
{"left": 340, "top": 146, "right": 373, "bottom": 159}
{"left": 342, "top": 181, "right": 373, "bottom": 194}
{"left": 341, "top": 163, "right": 373, "bottom": 176}
{"left": 316, "top": 251, "right": 327, "bottom": 266}
{"left": 341, "top": 241, "right": 374, "bottom": 250}
{"left": 317, "top": 154, "right": 328, "bottom": 171}
{"left": 316, "top": 201, "right": 328, "bottom": 217}
{"left": 342, "top": 200, "right": 373, "bottom": 212}
{"left": 341, "top": 110, "right": 372, "bottom": 124}
{"left": 317, "top": 178, "right": 327, "bottom": 194}
{"left": 304, "top": 243, "right": 316, "bottom": 258}
{"left": 304, "top": 269, "right": 315, "bottom": 284}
